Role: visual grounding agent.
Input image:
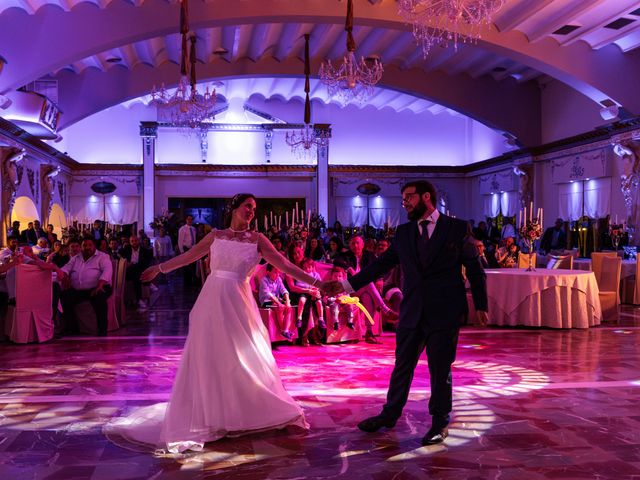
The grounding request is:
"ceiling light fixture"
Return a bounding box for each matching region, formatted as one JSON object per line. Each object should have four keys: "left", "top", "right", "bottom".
{"left": 319, "top": 0, "right": 383, "bottom": 103}
{"left": 286, "top": 34, "right": 330, "bottom": 158}
{"left": 151, "top": 0, "right": 216, "bottom": 129}
{"left": 398, "top": 0, "right": 505, "bottom": 57}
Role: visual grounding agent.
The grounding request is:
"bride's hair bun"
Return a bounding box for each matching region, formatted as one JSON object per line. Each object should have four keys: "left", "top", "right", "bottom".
{"left": 223, "top": 193, "right": 256, "bottom": 227}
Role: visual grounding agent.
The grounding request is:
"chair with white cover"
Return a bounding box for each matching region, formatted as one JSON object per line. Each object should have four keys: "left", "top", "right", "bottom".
{"left": 4, "top": 264, "right": 53, "bottom": 343}
{"left": 546, "top": 255, "right": 574, "bottom": 270}
{"left": 74, "top": 260, "right": 119, "bottom": 334}
{"left": 598, "top": 255, "right": 622, "bottom": 321}
{"left": 517, "top": 252, "right": 536, "bottom": 269}
{"left": 621, "top": 257, "right": 640, "bottom": 304}
{"left": 591, "top": 252, "right": 618, "bottom": 286}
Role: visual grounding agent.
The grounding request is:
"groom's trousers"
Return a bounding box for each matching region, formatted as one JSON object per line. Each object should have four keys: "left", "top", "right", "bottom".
{"left": 381, "top": 322, "right": 460, "bottom": 426}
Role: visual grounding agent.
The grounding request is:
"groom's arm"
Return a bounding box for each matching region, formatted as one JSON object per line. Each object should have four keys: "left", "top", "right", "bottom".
{"left": 346, "top": 241, "right": 400, "bottom": 293}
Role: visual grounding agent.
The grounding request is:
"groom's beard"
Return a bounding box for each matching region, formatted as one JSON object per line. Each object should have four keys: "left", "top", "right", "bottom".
{"left": 407, "top": 199, "right": 428, "bottom": 221}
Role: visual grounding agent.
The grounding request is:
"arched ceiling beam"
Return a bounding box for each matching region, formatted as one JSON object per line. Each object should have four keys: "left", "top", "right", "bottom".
{"left": 54, "top": 56, "right": 541, "bottom": 146}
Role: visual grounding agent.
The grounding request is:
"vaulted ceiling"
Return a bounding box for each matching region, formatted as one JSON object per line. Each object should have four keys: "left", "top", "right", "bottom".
{"left": 1, "top": 0, "right": 640, "bottom": 147}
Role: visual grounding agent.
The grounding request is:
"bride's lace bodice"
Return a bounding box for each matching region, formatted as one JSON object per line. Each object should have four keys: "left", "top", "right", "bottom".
{"left": 209, "top": 230, "right": 261, "bottom": 279}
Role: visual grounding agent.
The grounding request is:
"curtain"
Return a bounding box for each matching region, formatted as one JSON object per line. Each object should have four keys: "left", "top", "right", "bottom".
{"left": 584, "top": 178, "right": 611, "bottom": 218}
{"left": 334, "top": 197, "right": 402, "bottom": 228}
{"left": 500, "top": 191, "right": 518, "bottom": 217}
{"left": 70, "top": 196, "right": 139, "bottom": 225}
{"left": 558, "top": 178, "right": 611, "bottom": 221}
{"left": 483, "top": 194, "right": 500, "bottom": 217}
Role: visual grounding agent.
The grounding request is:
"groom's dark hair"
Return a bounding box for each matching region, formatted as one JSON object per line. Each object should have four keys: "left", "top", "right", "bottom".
{"left": 401, "top": 180, "right": 437, "bottom": 208}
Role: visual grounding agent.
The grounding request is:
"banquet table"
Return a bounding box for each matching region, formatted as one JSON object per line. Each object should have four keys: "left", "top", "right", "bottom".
{"left": 485, "top": 269, "right": 601, "bottom": 329}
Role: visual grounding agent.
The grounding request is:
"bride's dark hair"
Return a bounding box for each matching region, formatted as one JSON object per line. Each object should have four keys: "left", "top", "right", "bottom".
{"left": 223, "top": 193, "right": 257, "bottom": 228}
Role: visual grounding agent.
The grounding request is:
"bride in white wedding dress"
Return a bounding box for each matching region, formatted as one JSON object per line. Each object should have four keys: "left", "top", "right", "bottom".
{"left": 104, "top": 194, "right": 323, "bottom": 454}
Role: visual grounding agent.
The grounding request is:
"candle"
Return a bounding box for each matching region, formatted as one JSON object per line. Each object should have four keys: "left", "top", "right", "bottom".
{"left": 524, "top": 207, "right": 527, "bottom": 226}
{"left": 529, "top": 202, "right": 533, "bottom": 222}
{"left": 295, "top": 202, "right": 299, "bottom": 223}
{"left": 540, "top": 208, "right": 543, "bottom": 228}
{"left": 616, "top": 214, "right": 618, "bottom": 224}
{"left": 519, "top": 210, "right": 522, "bottom": 228}
{"left": 285, "top": 211, "right": 289, "bottom": 226}
{"left": 301, "top": 210, "right": 304, "bottom": 225}
{"left": 270, "top": 211, "right": 273, "bottom": 225}
{"left": 264, "top": 215, "right": 268, "bottom": 232}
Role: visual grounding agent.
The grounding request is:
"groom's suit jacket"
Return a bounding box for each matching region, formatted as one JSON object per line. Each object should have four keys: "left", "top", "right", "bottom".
{"left": 349, "top": 215, "right": 487, "bottom": 331}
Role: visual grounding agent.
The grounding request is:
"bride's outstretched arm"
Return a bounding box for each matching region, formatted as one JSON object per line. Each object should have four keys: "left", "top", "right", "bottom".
{"left": 142, "top": 232, "right": 215, "bottom": 282}
{"left": 257, "top": 234, "right": 320, "bottom": 287}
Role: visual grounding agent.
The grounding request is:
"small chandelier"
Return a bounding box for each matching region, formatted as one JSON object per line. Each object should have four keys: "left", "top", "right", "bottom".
{"left": 398, "top": 0, "right": 505, "bottom": 57}
{"left": 286, "top": 34, "right": 330, "bottom": 158}
{"left": 151, "top": 0, "right": 216, "bottom": 128}
{"left": 319, "top": 0, "right": 383, "bottom": 103}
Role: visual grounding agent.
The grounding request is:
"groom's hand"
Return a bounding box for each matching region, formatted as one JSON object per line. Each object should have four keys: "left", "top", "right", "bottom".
{"left": 475, "top": 311, "right": 489, "bottom": 327}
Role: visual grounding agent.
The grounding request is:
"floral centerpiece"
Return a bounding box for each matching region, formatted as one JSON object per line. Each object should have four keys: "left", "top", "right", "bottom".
{"left": 287, "top": 223, "right": 308, "bottom": 242}
{"left": 518, "top": 213, "right": 542, "bottom": 271}
{"left": 149, "top": 211, "right": 173, "bottom": 233}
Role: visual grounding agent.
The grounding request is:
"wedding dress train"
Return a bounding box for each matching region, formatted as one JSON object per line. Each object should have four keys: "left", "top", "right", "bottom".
{"left": 104, "top": 232, "right": 308, "bottom": 453}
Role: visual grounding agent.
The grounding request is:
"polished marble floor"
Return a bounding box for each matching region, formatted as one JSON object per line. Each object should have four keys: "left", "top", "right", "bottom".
{"left": 1, "top": 278, "right": 640, "bottom": 480}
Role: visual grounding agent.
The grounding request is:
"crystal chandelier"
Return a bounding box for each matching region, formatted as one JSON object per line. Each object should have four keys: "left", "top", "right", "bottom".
{"left": 286, "top": 34, "right": 330, "bottom": 158}
{"left": 398, "top": 0, "right": 505, "bottom": 57}
{"left": 319, "top": 0, "right": 383, "bottom": 103}
{"left": 151, "top": 0, "right": 216, "bottom": 128}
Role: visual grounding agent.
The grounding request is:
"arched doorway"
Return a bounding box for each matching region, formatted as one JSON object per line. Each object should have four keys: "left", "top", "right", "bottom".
{"left": 48, "top": 203, "right": 67, "bottom": 237}
{"left": 11, "top": 196, "right": 40, "bottom": 230}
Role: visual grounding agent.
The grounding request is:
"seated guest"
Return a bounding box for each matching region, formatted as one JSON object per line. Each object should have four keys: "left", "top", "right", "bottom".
{"left": 59, "top": 238, "right": 113, "bottom": 336}
{"left": 305, "top": 237, "right": 326, "bottom": 261}
{"left": 540, "top": 218, "right": 567, "bottom": 254}
{"left": 152, "top": 227, "right": 174, "bottom": 261}
{"left": 473, "top": 221, "right": 488, "bottom": 243}
{"left": 67, "top": 238, "right": 82, "bottom": 258}
{"left": 472, "top": 238, "right": 496, "bottom": 269}
{"left": 0, "top": 235, "right": 19, "bottom": 264}
{"left": 32, "top": 237, "right": 50, "bottom": 260}
{"left": 258, "top": 264, "right": 293, "bottom": 340}
{"left": 271, "top": 236, "right": 285, "bottom": 255}
{"left": 326, "top": 235, "right": 346, "bottom": 262}
{"left": 292, "top": 257, "right": 325, "bottom": 330}
{"left": 323, "top": 266, "right": 357, "bottom": 331}
{"left": 33, "top": 220, "right": 46, "bottom": 240}
{"left": 120, "top": 235, "right": 153, "bottom": 309}
{"left": 495, "top": 237, "right": 519, "bottom": 268}
{"left": 45, "top": 224, "right": 58, "bottom": 246}
{"left": 335, "top": 235, "right": 397, "bottom": 343}
{"left": 97, "top": 238, "right": 109, "bottom": 254}
{"left": 46, "top": 241, "right": 71, "bottom": 268}
{"left": 107, "top": 238, "right": 121, "bottom": 260}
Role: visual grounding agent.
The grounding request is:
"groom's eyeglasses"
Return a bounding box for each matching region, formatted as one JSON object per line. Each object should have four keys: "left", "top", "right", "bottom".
{"left": 401, "top": 193, "right": 419, "bottom": 205}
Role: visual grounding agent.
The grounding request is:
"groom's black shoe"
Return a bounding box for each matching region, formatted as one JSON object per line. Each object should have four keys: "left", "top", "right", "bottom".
{"left": 357, "top": 414, "right": 397, "bottom": 433}
{"left": 421, "top": 426, "right": 448, "bottom": 446}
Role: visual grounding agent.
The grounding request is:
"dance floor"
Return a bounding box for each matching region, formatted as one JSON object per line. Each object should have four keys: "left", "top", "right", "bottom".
{"left": 1, "top": 280, "right": 640, "bottom": 480}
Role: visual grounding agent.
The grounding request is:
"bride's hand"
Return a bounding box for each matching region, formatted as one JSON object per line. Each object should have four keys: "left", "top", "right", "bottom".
{"left": 141, "top": 265, "right": 161, "bottom": 283}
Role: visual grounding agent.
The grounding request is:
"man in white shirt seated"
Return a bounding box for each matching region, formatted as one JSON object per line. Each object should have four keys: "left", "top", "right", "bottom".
{"left": 32, "top": 237, "right": 50, "bottom": 260}
{"left": 0, "top": 235, "right": 19, "bottom": 264}
{"left": 59, "top": 238, "right": 113, "bottom": 336}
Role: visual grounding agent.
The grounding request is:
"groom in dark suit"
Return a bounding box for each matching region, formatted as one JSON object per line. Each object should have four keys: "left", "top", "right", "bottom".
{"left": 326, "top": 180, "right": 488, "bottom": 446}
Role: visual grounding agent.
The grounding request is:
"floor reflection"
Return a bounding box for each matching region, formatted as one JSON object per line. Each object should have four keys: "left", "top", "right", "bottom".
{"left": 1, "top": 280, "right": 639, "bottom": 479}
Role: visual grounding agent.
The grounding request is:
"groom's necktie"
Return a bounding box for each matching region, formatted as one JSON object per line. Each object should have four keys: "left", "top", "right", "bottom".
{"left": 418, "top": 219, "right": 431, "bottom": 267}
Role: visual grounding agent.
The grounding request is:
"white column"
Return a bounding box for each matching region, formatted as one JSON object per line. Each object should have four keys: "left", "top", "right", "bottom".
{"left": 140, "top": 122, "right": 157, "bottom": 236}
{"left": 315, "top": 125, "right": 331, "bottom": 222}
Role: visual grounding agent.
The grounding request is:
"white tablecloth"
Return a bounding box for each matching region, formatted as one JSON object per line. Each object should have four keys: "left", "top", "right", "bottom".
{"left": 485, "top": 269, "right": 601, "bottom": 329}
